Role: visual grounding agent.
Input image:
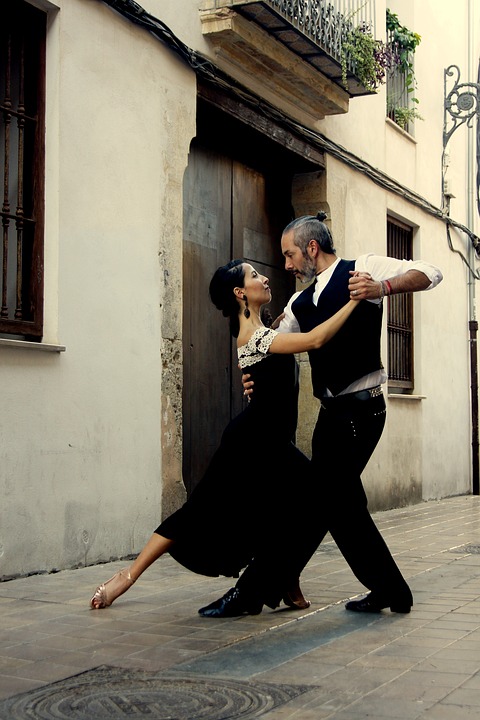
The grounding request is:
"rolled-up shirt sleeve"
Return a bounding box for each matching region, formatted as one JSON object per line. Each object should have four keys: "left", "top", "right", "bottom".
{"left": 356, "top": 253, "right": 443, "bottom": 289}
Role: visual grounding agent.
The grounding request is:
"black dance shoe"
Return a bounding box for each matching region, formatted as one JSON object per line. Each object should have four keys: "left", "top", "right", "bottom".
{"left": 345, "top": 593, "right": 412, "bottom": 614}
{"left": 198, "top": 587, "right": 263, "bottom": 618}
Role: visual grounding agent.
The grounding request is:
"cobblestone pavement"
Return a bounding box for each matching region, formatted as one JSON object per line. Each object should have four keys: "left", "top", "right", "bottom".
{"left": 0, "top": 495, "right": 479, "bottom": 718}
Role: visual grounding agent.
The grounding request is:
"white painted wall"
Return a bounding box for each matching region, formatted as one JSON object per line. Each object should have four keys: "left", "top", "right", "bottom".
{"left": 0, "top": 0, "right": 196, "bottom": 577}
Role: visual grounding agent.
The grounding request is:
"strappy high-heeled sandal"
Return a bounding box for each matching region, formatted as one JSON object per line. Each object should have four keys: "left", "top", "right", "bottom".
{"left": 90, "top": 569, "right": 135, "bottom": 609}
{"left": 282, "top": 582, "right": 311, "bottom": 610}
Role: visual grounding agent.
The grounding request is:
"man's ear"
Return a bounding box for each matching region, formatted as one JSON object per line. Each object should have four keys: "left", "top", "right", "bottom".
{"left": 308, "top": 239, "right": 318, "bottom": 257}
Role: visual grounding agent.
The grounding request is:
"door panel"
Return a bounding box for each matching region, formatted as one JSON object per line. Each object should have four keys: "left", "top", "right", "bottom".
{"left": 183, "top": 143, "right": 294, "bottom": 494}
{"left": 231, "top": 161, "right": 294, "bottom": 418}
{"left": 183, "top": 143, "right": 233, "bottom": 494}
{"left": 233, "top": 160, "right": 293, "bottom": 318}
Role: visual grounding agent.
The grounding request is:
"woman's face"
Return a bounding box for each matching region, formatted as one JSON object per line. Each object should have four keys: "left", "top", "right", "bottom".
{"left": 241, "top": 264, "right": 271, "bottom": 305}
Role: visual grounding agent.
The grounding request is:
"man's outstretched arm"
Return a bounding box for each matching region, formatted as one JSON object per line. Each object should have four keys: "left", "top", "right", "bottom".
{"left": 349, "top": 269, "right": 432, "bottom": 301}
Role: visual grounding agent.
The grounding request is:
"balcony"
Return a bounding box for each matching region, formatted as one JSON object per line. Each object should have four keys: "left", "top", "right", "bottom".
{"left": 200, "top": 0, "right": 377, "bottom": 121}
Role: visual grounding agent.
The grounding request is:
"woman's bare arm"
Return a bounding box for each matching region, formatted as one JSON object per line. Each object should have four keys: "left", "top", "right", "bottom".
{"left": 268, "top": 299, "right": 358, "bottom": 355}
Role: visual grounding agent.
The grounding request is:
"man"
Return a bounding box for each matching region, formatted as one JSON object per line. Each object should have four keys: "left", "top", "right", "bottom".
{"left": 199, "top": 212, "right": 442, "bottom": 617}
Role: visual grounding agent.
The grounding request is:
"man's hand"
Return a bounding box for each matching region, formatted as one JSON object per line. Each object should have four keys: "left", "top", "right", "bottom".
{"left": 242, "top": 372, "right": 254, "bottom": 399}
{"left": 270, "top": 312, "right": 285, "bottom": 330}
{"left": 349, "top": 268, "right": 431, "bottom": 300}
{"left": 348, "top": 271, "right": 382, "bottom": 300}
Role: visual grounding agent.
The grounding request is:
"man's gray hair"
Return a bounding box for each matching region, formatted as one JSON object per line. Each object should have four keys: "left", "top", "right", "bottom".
{"left": 283, "top": 212, "right": 335, "bottom": 255}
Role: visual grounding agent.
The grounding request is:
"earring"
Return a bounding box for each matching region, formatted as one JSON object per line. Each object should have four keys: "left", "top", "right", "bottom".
{"left": 243, "top": 295, "right": 250, "bottom": 319}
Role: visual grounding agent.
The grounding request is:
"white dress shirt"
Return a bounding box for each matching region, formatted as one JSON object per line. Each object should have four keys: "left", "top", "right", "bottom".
{"left": 277, "top": 253, "right": 443, "bottom": 396}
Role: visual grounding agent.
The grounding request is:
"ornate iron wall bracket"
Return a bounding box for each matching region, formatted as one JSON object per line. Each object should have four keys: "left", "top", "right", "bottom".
{"left": 443, "top": 64, "right": 480, "bottom": 217}
{"left": 444, "top": 65, "right": 480, "bottom": 147}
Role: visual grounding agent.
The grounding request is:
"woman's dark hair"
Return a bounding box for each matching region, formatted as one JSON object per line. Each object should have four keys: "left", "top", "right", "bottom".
{"left": 209, "top": 259, "right": 246, "bottom": 338}
{"left": 283, "top": 211, "right": 335, "bottom": 255}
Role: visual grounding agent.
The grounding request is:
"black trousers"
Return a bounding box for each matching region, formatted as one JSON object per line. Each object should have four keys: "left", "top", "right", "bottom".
{"left": 236, "top": 392, "right": 412, "bottom": 608}
{"left": 304, "top": 392, "right": 412, "bottom": 605}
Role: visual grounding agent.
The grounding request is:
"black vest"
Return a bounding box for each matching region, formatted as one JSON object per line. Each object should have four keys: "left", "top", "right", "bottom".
{"left": 292, "top": 259, "right": 383, "bottom": 397}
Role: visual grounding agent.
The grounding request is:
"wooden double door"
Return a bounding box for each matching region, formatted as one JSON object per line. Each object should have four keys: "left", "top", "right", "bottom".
{"left": 182, "top": 138, "right": 297, "bottom": 494}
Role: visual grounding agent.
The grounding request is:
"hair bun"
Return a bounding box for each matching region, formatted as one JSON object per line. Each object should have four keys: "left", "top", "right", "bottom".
{"left": 316, "top": 211, "right": 328, "bottom": 222}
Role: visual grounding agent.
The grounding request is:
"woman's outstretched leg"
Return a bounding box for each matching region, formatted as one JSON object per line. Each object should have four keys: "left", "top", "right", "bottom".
{"left": 90, "top": 534, "right": 173, "bottom": 609}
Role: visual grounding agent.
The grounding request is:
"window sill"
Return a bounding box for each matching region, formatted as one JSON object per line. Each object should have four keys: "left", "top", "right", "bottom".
{"left": 387, "top": 393, "right": 425, "bottom": 401}
{"left": 0, "top": 338, "right": 66, "bottom": 353}
{"left": 385, "top": 117, "right": 418, "bottom": 144}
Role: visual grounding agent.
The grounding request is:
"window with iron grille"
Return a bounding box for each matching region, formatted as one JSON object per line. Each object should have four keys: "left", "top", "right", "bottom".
{"left": 385, "top": 29, "right": 414, "bottom": 134}
{"left": 387, "top": 218, "right": 414, "bottom": 392}
{"left": 0, "top": 0, "right": 46, "bottom": 339}
{"left": 385, "top": 11, "right": 421, "bottom": 135}
{"left": 386, "top": 58, "right": 413, "bottom": 131}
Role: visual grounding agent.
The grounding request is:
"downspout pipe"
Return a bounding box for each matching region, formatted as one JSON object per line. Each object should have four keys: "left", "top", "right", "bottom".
{"left": 468, "top": 0, "right": 479, "bottom": 494}
{"left": 470, "top": 319, "right": 479, "bottom": 494}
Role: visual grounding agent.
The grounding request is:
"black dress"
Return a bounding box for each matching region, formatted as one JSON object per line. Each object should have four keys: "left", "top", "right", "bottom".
{"left": 155, "top": 328, "right": 314, "bottom": 594}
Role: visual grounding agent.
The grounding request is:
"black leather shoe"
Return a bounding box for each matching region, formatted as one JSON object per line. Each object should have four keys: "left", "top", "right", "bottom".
{"left": 345, "top": 594, "right": 412, "bottom": 614}
{"left": 198, "top": 588, "right": 263, "bottom": 618}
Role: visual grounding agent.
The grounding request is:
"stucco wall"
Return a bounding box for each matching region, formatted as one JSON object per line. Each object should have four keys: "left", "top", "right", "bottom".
{"left": 0, "top": 0, "right": 196, "bottom": 578}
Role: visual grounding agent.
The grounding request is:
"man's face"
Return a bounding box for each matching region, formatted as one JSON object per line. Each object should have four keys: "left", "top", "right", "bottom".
{"left": 281, "top": 230, "right": 316, "bottom": 284}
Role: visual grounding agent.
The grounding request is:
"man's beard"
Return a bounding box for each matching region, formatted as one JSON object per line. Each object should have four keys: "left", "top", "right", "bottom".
{"left": 298, "top": 255, "right": 317, "bottom": 284}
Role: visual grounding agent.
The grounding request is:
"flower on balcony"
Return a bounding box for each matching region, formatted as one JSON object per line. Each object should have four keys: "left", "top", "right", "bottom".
{"left": 341, "top": 21, "right": 396, "bottom": 93}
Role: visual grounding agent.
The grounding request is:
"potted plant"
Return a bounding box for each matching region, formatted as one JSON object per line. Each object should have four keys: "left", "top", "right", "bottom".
{"left": 341, "top": 9, "right": 421, "bottom": 115}
{"left": 390, "top": 104, "right": 424, "bottom": 130}
{"left": 341, "top": 21, "right": 394, "bottom": 93}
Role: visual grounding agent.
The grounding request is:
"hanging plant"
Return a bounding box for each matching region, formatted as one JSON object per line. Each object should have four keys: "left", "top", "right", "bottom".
{"left": 341, "top": 22, "right": 396, "bottom": 93}
{"left": 341, "top": 10, "right": 421, "bottom": 103}
{"left": 386, "top": 9, "right": 421, "bottom": 104}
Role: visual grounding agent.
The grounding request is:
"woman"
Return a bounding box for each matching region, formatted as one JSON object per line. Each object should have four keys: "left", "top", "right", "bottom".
{"left": 90, "top": 260, "right": 358, "bottom": 613}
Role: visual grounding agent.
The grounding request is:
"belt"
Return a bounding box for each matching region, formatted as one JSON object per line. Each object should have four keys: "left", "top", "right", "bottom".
{"left": 321, "top": 385, "right": 383, "bottom": 409}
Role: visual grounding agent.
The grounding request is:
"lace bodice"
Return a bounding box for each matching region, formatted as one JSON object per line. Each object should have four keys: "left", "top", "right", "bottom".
{"left": 237, "top": 327, "right": 278, "bottom": 369}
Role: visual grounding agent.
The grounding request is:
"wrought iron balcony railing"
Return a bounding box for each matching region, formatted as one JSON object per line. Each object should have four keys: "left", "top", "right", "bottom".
{"left": 204, "top": 0, "right": 377, "bottom": 96}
